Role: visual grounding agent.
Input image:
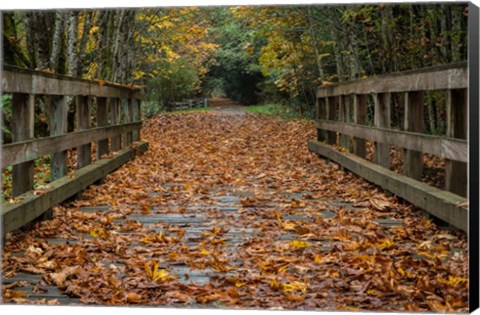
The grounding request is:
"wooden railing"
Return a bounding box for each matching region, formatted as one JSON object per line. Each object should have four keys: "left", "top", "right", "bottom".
{"left": 170, "top": 98, "right": 208, "bottom": 111}
{"left": 1, "top": 65, "right": 148, "bottom": 233}
{"left": 308, "top": 62, "right": 468, "bottom": 231}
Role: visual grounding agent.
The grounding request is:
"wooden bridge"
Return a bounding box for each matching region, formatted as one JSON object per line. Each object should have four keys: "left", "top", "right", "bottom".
{"left": 0, "top": 64, "right": 470, "bottom": 311}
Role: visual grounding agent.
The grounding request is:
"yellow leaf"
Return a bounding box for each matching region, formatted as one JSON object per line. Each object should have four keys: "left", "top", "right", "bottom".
{"left": 153, "top": 269, "right": 170, "bottom": 282}
{"left": 144, "top": 262, "right": 170, "bottom": 282}
{"left": 269, "top": 279, "right": 282, "bottom": 291}
{"left": 438, "top": 276, "right": 468, "bottom": 286}
{"left": 289, "top": 240, "right": 310, "bottom": 249}
{"left": 283, "top": 280, "right": 309, "bottom": 293}
{"left": 377, "top": 238, "right": 394, "bottom": 250}
{"left": 90, "top": 227, "right": 110, "bottom": 239}
{"left": 200, "top": 247, "right": 210, "bottom": 255}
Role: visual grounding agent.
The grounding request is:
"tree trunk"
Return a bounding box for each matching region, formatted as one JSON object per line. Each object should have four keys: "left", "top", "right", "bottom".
{"left": 33, "top": 12, "right": 52, "bottom": 69}
{"left": 50, "top": 11, "right": 64, "bottom": 73}
{"left": 307, "top": 6, "right": 325, "bottom": 82}
{"left": 96, "top": 10, "right": 110, "bottom": 79}
{"left": 111, "top": 9, "right": 126, "bottom": 82}
{"left": 66, "top": 10, "right": 79, "bottom": 76}
{"left": 76, "top": 11, "right": 93, "bottom": 77}
{"left": 24, "top": 12, "right": 37, "bottom": 68}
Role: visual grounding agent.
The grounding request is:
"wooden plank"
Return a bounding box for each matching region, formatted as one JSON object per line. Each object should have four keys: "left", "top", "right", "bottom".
{"left": 76, "top": 95, "right": 91, "bottom": 169}
{"left": 2, "top": 142, "right": 148, "bottom": 234}
{"left": 445, "top": 88, "right": 468, "bottom": 197}
{"left": 374, "top": 93, "right": 391, "bottom": 168}
{"left": 96, "top": 97, "right": 109, "bottom": 159}
{"left": 338, "top": 95, "right": 351, "bottom": 150}
{"left": 132, "top": 99, "right": 141, "bottom": 141}
{"left": 353, "top": 94, "right": 367, "bottom": 158}
{"left": 2, "top": 66, "right": 141, "bottom": 99}
{"left": 110, "top": 98, "right": 121, "bottom": 151}
{"left": 316, "top": 98, "right": 327, "bottom": 142}
{"left": 11, "top": 93, "right": 34, "bottom": 197}
{"left": 3, "top": 122, "right": 141, "bottom": 167}
{"left": 308, "top": 140, "right": 467, "bottom": 231}
{"left": 314, "top": 120, "right": 467, "bottom": 162}
{"left": 316, "top": 62, "right": 467, "bottom": 97}
{"left": 49, "top": 95, "right": 68, "bottom": 181}
{"left": 125, "top": 99, "right": 133, "bottom": 146}
{"left": 403, "top": 91, "right": 424, "bottom": 180}
{"left": 326, "top": 96, "right": 337, "bottom": 145}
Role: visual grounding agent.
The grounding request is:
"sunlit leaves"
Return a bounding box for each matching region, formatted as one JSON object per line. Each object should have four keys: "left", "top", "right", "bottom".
{"left": 144, "top": 261, "right": 170, "bottom": 282}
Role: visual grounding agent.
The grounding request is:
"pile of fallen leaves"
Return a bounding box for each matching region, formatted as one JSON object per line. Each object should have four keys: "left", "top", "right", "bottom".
{"left": 2, "top": 103, "right": 468, "bottom": 312}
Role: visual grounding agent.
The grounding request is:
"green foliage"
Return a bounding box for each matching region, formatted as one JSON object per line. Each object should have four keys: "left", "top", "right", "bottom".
{"left": 246, "top": 103, "right": 305, "bottom": 120}
{"left": 143, "top": 58, "right": 201, "bottom": 116}
{"left": 1, "top": 94, "right": 13, "bottom": 144}
{"left": 203, "top": 8, "right": 264, "bottom": 105}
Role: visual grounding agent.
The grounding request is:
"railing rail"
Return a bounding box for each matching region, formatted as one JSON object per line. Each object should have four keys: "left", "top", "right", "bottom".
{"left": 309, "top": 62, "right": 468, "bottom": 231}
{"left": 171, "top": 98, "right": 208, "bottom": 111}
{"left": 1, "top": 66, "right": 148, "bottom": 233}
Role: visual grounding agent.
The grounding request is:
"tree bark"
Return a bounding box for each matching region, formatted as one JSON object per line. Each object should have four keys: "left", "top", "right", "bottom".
{"left": 66, "top": 10, "right": 79, "bottom": 76}
{"left": 76, "top": 11, "right": 93, "bottom": 77}
{"left": 50, "top": 11, "right": 64, "bottom": 73}
{"left": 24, "top": 12, "right": 37, "bottom": 68}
{"left": 32, "top": 12, "right": 52, "bottom": 69}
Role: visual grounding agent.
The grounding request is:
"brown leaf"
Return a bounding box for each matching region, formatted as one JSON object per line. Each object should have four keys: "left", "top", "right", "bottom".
{"left": 369, "top": 197, "right": 392, "bottom": 211}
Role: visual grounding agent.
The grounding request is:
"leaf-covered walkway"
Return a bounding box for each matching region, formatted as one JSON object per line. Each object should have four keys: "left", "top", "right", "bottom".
{"left": 2, "top": 99, "right": 468, "bottom": 312}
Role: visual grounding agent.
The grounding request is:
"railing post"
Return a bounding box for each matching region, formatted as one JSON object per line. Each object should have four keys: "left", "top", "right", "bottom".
{"left": 338, "top": 95, "right": 351, "bottom": 150}
{"left": 96, "top": 97, "right": 109, "bottom": 159}
{"left": 122, "top": 99, "right": 130, "bottom": 147}
{"left": 11, "top": 93, "right": 35, "bottom": 197}
{"left": 326, "top": 96, "right": 337, "bottom": 145}
{"left": 132, "top": 99, "right": 141, "bottom": 141}
{"left": 403, "top": 91, "right": 424, "bottom": 180}
{"left": 446, "top": 88, "right": 467, "bottom": 197}
{"left": 110, "top": 98, "right": 121, "bottom": 151}
{"left": 127, "top": 98, "right": 134, "bottom": 146}
{"left": 49, "top": 95, "right": 68, "bottom": 181}
{"left": 76, "top": 95, "right": 92, "bottom": 169}
{"left": 316, "top": 97, "right": 327, "bottom": 142}
{"left": 374, "top": 93, "right": 391, "bottom": 168}
{"left": 353, "top": 94, "right": 367, "bottom": 158}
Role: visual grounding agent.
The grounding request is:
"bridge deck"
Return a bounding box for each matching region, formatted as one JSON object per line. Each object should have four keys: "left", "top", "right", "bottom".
{"left": 1, "top": 100, "right": 468, "bottom": 312}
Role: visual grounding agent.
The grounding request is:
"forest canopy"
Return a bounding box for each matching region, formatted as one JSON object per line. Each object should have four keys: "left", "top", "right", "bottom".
{"left": 2, "top": 3, "right": 468, "bottom": 116}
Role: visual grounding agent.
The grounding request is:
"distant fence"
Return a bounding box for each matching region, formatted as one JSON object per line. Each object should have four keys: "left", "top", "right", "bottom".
{"left": 170, "top": 98, "right": 208, "bottom": 111}
{"left": 1, "top": 65, "right": 148, "bottom": 233}
{"left": 308, "top": 62, "right": 468, "bottom": 231}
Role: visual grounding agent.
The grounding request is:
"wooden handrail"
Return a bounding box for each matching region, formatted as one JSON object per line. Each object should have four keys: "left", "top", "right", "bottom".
{"left": 316, "top": 62, "right": 467, "bottom": 97}
{"left": 3, "top": 122, "right": 142, "bottom": 166}
{"left": 2, "top": 65, "right": 142, "bottom": 99}
{"left": 315, "top": 120, "right": 468, "bottom": 162}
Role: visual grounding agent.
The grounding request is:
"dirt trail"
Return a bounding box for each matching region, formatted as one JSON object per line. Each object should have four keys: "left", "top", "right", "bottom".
{"left": 2, "top": 108, "right": 468, "bottom": 311}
